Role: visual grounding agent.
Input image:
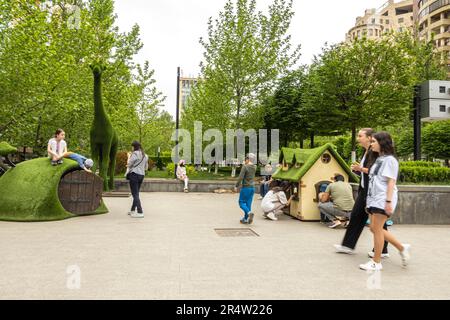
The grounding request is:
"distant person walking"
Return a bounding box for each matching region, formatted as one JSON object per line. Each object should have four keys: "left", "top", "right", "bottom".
{"left": 334, "top": 128, "right": 390, "bottom": 257}
{"left": 47, "top": 129, "right": 67, "bottom": 165}
{"left": 127, "top": 141, "right": 148, "bottom": 218}
{"left": 235, "top": 153, "right": 257, "bottom": 224}
{"left": 359, "top": 132, "right": 410, "bottom": 271}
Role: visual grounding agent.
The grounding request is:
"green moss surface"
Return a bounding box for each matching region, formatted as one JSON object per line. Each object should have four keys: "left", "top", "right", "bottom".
{"left": 0, "top": 158, "right": 108, "bottom": 222}
{"left": 0, "top": 141, "right": 17, "bottom": 156}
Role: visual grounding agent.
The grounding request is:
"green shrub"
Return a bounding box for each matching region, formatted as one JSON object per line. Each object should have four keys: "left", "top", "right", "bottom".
{"left": 400, "top": 161, "right": 441, "bottom": 168}
{"left": 149, "top": 156, "right": 172, "bottom": 166}
{"left": 399, "top": 166, "right": 450, "bottom": 183}
{"left": 115, "top": 151, "right": 128, "bottom": 175}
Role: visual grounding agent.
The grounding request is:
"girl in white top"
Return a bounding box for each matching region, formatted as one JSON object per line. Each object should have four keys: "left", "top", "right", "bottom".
{"left": 261, "top": 181, "right": 294, "bottom": 221}
{"left": 359, "top": 131, "right": 410, "bottom": 272}
{"left": 176, "top": 159, "right": 189, "bottom": 192}
{"left": 47, "top": 129, "right": 67, "bottom": 165}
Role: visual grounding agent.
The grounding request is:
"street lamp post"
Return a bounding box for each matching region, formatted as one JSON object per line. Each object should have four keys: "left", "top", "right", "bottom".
{"left": 413, "top": 85, "right": 421, "bottom": 161}
{"left": 174, "top": 67, "right": 180, "bottom": 179}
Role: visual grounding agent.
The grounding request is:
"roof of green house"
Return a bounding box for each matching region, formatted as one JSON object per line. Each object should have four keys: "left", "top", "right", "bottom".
{"left": 273, "top": 143, "right": 359, "bottom": 183}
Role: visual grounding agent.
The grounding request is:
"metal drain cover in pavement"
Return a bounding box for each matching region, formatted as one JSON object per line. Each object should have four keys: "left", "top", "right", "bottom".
{"left": 214, "top": 228, "right": 259, "bottom": 237}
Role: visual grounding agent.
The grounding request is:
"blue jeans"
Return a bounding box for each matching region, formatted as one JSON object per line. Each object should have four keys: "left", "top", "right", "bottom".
{"left": 239, "top": 187, "right": 254, "bottom": 220}
{"left": 260, "top": 181, "right": 269, "bottom": 197}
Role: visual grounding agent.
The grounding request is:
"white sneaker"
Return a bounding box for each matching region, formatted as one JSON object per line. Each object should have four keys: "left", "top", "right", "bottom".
{"left": 130, "top": 212, "right": 144, "bottom": 218}
{"left": 368, "top": 251, "right": 390, "bottom": 259}
{"left": 359, "top": 260, "right": 383, "bottom": 271}
{"left": 266, "top": 212, "right": 278, "bottom": 221}
{"left": 399, "top": 244, "right": 411, "bottom": 267}
{"left": 333, "top": 244, "right": 355, "bottom": 254}
{"left": 127, "top": 210, "right": 135, "bottom": 216}
{"left": 184, "top": 188, "right": 189, "bottom": 193}
{"left": 328, "top": 220, "right": 341, "bottom": 228}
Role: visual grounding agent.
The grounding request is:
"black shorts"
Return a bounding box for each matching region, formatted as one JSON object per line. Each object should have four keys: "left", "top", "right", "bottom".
{"left": 366, "top": 207, "right": 390, "bottom": 217}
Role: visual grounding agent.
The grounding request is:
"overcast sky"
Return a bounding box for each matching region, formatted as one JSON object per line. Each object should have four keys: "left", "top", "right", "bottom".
{"left": 114, "top": 0, "right": 383, "bottom": 118}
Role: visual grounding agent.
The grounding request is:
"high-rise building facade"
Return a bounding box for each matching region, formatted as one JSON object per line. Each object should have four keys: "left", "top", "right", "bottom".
{"left": 346, "top": 0, "right": 414, "bottom": 42}
{"left": 416, "top": 0, "right": 450, "bottom": 73}
{"left": 178, "top": 76, "right": 199, "bottom": 115}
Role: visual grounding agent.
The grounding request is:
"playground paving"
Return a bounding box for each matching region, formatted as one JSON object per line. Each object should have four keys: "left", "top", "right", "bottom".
{"left": 1, "top": 192, "right": 449, "bottom": 300}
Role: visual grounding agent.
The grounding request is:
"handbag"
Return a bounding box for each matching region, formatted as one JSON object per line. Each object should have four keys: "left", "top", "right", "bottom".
{"left": 125, "top": 153, "right": 145, "bottom": 180}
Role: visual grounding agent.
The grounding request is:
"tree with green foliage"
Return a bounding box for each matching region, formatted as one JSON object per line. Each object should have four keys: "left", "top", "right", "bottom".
{"left": 304, "top": 31, "right": 445, "bottom": 159}
{"left": 422, "top": 120, "right": 450, "bottom": 166}
{"left": 185, "top": 0, "right": 300, "bottom": 131}
{"left": 262, "top": 67, "right": 310, "bottom": 147}
{"left": 0, "top": 0, "right": 172, "bottom": 161}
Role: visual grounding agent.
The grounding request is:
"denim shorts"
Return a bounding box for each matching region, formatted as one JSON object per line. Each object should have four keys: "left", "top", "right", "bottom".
{"left": 366, "top": 206, "right": 391, "bottom": 217}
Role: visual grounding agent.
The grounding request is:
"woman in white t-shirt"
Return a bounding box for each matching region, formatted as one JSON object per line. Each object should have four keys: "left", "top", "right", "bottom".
{"left": 47, "top": 128, "right": 67, "bottom": 166}
{"left": 359, "top": 132, "right": 410, "bottom": 272}
{"left": 261, "top": 181, "right": 293, "bottom": 221}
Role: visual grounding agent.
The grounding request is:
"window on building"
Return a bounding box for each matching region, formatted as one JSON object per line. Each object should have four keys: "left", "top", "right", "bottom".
{"left": 372, "top": 18, "right": 376, "bottom": 24}
{"left": 399, "top": 27, "right": 403, "bottom": 32}
{"left": 380, "top": 19, "right": 383, "bottom": 24}
{"left": 440, "top": 105, "right": 446, "bottom": 112}
{"left": 386, "top": 19, "right": 389, "bottom": 24}
{"left": 440, "top": 86, "right": 446, "bottom": 93}
{"left": 369, "top": 29, "right": 373, "bottom": 36}
{"left": 398, "top": 18, "right": 404, "bottom": 23}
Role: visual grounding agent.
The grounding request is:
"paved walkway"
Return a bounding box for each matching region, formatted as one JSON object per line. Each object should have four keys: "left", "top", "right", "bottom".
{"left": 1, "top": 192, "right": 449, "bottom": 299}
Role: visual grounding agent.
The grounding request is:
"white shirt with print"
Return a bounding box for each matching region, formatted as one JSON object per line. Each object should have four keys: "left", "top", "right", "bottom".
{"left": 48, "top": 138, "right": 67, "bottom": 157}
{"left": 366, "top": 155, "right": 399, "bottom": 212}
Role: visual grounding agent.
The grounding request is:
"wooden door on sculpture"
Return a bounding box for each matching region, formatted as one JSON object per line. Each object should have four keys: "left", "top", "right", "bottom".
{"left": 58, "top": 170, "right": 103, "bottom": 214}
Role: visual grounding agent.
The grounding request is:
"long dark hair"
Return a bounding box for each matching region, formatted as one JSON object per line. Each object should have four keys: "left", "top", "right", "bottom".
{"left": 360, "top": 128, "right": 377, "bottom": 169}
{"left": 131, "top": 141, "right": 144, "bottom": 155}
{"left": 54, "top": 128, "right": 64, "bottom": 138}
{"left": 373, "top": 131, "right": 396, "bottom": 156}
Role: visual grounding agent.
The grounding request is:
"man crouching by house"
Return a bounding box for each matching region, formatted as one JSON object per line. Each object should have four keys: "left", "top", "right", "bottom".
{"left": 318, "top": 173, "right": 355, "bottom": 229}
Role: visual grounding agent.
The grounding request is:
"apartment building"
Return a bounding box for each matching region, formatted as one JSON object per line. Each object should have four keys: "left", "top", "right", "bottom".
{"left": 416, "top": 0, "right": 450, "bottom": 73}
{"left": 346, "top": 0, "right": 414, "bottom": 42}
{"left": 178, "top": 76, "right": 199, "bottom": 115}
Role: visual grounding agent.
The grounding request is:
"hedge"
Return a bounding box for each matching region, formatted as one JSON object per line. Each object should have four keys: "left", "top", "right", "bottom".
{"left": 399, "top": 163, "right": 450, "bottom": 183}
{"left": 400, "top": 161, "right": 441, "bottom": 168}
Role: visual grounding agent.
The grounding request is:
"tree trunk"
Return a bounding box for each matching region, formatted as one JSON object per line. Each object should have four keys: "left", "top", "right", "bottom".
{"left": 310, "top": 132, "right": 314, "bottom": 148}
{"left": 34, "top": 116, "right": 42, "bottom": 156}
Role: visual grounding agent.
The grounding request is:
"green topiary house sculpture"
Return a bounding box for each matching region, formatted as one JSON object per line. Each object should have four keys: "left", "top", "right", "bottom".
{"left": 0, "top": 158, "right": 108, "bottom": 222}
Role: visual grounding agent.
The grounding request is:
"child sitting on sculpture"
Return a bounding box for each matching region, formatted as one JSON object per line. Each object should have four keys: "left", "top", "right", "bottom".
{"left": 47, "top": 129, "right": 67, "bottom": 165}
{"left": 62, "top": 152, "right": 94, "bottom": 173}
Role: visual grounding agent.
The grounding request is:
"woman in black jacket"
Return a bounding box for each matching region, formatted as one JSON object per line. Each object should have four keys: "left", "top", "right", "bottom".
{"left": 334, "top": 128, "right": 389, "bottom": 257}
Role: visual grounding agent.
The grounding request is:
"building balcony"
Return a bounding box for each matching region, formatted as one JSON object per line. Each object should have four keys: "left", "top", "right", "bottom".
{"left": 434, "top": 31, "right": 450, "bottom": 40}
{"left": 429, "top": 18, "right": 450, "bottom": 30}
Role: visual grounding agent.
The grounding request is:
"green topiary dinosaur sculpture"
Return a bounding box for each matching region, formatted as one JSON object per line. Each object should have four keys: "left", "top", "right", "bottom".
{"left": 90, "top": 63, "right": 119, "bottom": 191}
